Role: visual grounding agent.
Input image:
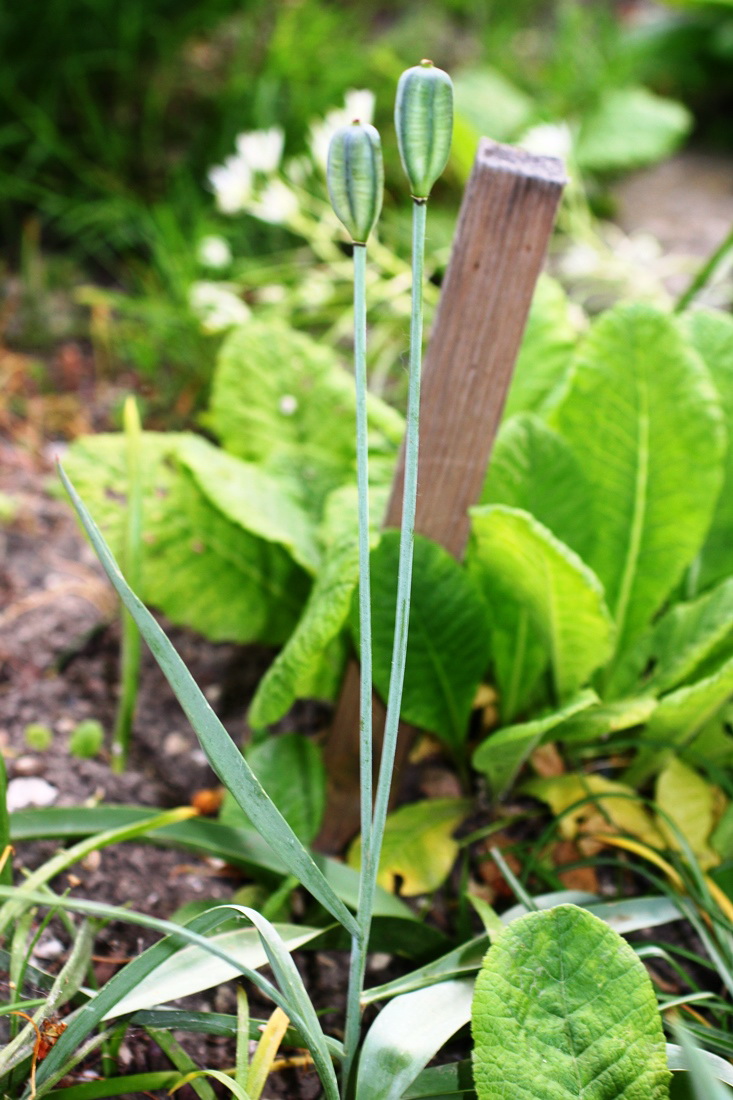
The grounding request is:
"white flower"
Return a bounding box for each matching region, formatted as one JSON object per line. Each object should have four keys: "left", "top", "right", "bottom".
{"left": 344, "top": 89, "right": 375, "bottom": 125}
{"left": 278, "top": 394, "right": 298, "bottom": 415}
{"left": 518, "top": 122, "right": 573, "bottom": 162}
{"left": 189, "top": 281, "right": 250, "bottom": 332}
{"left": 208, "top": 154, "right": 253, "bottom": 214}
{"left": 308, "top": 89, "right": 376, "bottom": 172}
{"left": 249, "top": 179, "right": 298, "bottom": 225}
{"left": 235, "top": 127, "right": 284, "bottom": 174}
{"left": 197, "top": 235, "right": 232, "bottom": 270}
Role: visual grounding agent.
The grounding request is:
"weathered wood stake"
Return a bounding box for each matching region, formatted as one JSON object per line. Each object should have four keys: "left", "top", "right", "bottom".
{"left": 318, "top": 138, "right": 566, "bottom": 851}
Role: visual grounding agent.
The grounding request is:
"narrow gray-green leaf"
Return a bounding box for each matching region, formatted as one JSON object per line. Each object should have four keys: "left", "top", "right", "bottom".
{"left": 683, "top": 309, "right": 733, "bottom": 592}
{"left": 481, "top": 414, "right": 593, "bottom": 560}
{"left": 227, "top": 906, "right": 339, "bottom": 1100}
{"left": 62, "top": 433, "right": 310, "bottom": 645}
{"left": 355, "top": 979, "right": 475, "bottom": 1100}
{"left": 221, "top": 733, "right": 326, "bottom": 845}
{"left": 468, "top": 506, "right": 614, "bottom": 701}
{"left": 361, "top": 532, "right": 492, "bottom": 750}
{"left": 669, "top": 1027, "right": 733, "bottom": 1098}
{"left": 58, "top": 462, "right": 358, "bottom": 937}
{"left": 555, "top": 303, "right": 725, "bottom": 666}
{"left": 472, "top": 904, "right": 670, "bottom": 1099}
{"left": 472, "top": 690, "right": 597, "bottom": 796}
{"left": 105, "top": 924, "right": 323, "bottom": 1018}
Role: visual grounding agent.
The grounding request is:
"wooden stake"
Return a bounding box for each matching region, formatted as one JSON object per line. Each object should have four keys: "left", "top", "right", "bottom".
{"left": 318, "top": 139, "right": 566, "bottom": 851}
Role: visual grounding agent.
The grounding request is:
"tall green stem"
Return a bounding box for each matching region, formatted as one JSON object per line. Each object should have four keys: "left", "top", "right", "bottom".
{"left": 342, "top": 241, "right": 374, "bottom": 1085}
{"left": 112, "top": 396, "right": 143, "bottom": 772}
{"left": 343, "top": 199, "right": 427, "bottom": 1090}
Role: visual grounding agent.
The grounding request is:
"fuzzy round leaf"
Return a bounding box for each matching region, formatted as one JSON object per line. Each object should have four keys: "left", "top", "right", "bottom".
{"left": 327, "top": 121, "right": 383, "bottom": 243}
{"left": 395, "top": 60, "right": 453, "bottom": 199}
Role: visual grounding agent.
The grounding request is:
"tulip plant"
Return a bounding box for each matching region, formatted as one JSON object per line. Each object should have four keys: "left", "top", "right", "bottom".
{"left": 3, "top": 60, "right": 727, "bottom": 1100}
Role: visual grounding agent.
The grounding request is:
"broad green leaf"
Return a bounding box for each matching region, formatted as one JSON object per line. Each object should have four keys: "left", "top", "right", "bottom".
{"left": 472, "top": 905, "right": 670, "bottom": 1099}
{"left": 453, "top": 67, "right": 534, "bottom": 143}
{"left": 576, "top": 86, "right": 692, "bottom": 172}
{"left": 525, "top": 773, "right": 665, "bottom": 847}
{"left": 174, "top": 434, "right": 320, "bottom": 573}
{"left": 504, "top": 275, "right": 578, "bottom": 420}
{"left": 220, "top": 733, "right": 325, "bottom": 846}
{"left": 557, "top": 695, "right": 658, "bottom": 745}
{"left": 473, "top": 690, "right": 597, "bottom": 796}
{"left": 59, "top": 464, "right": 358, "bottom": 937}
{"left": 555, "top": 303, "right": 725, "bottom": 665}
{"left": 481, "top": 414, "right": 593, "bottom": 560}
{"left": 468, "top": 506, "right": 614, "bottom": 702}
{"left": 347, "top": 799, "right": 471, "bottom": 896}
{"left": 361, "top": 533, "right": 492, "bottom": 750}
{"left": 683, "top": 309, "right": 733, "bottom": 591}
{"left": 106, "top": 924, "right": 321, "bottom": 1016}
{"left": 205, "top": 320, "right": 403, "bottom": 514}
{"left": 355, "top": 979, "right": 475, "bottom": 1100}
{"left": 63, "top": 434, "right": 310, "bottom": 645}
{"left": 655, "top": 758, "right": 720, "bottom": 869}
{"left": 641, "top": 578, "right": 733, "bottom": 695}
{"left": 686, "top": 714, "right": 733, "bottom": 770}
{"left": 248, "top": 533, "right": 359, "bottom": 727}
{"left": 629, "top": 653, "right": 733, "bottom": 784}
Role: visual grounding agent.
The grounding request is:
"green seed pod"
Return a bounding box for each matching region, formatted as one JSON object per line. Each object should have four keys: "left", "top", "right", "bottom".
{"left": 327, "top": 121, "right": 384, "bottom": 244}
{"left": 395, "top": 59, "right": 453, "bottom": 200}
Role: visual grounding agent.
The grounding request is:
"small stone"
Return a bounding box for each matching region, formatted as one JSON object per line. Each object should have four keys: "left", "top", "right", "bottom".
{"left": 191, "top": 750, "right": 207, "bottom": 767}
{"left": 163, "top": 732, "right": 189, "bottom": 756}
{"left": 6, "top": 777, "right": 58, "bottom": 811}
{"left": 81, "top": 850, "right": 101, "bottom": 872}
{"left": 13, "top": 755, "right": 44, "bottom": 777}
{"left": 32, "top": 936, "right": 65, "bottom": 961}
{"left": 368, "top": 952, "right": 392, "bottom": 971}
{"left": 56, "top": 717, "right": 76, "bottom": 735}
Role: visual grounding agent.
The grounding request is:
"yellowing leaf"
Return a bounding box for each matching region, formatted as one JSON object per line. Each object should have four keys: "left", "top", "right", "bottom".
{"left": 524, "top": 773, "right": 664, "bottom": 848}
{"left": 347, "top": 799, "right": 471, "bottom": 896}
{"left": 655, "top": 757, "right": 721, "bottom": 870}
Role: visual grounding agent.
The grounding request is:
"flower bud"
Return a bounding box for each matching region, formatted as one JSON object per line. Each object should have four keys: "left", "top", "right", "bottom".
{"left": 395, "top": 59, "right": 453, "bottom": 200}
{"left": 327, "top": 121, "right": 384, "bottom": 244}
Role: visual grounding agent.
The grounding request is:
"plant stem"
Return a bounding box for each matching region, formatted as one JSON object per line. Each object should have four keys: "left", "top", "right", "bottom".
{"left": 112, "top": 396, "right": 143, "bottom": 772}
{"left": 674, "top": 223, "right": 733, "bottom": 313}
{"left": 343, "top": 199, "right": 427, "bottom": 1089}
{"left": 342, "top": 241, "right": 374, "bottom": 1086}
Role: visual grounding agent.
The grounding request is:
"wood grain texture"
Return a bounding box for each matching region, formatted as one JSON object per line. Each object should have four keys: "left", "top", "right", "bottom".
{"left": 318, "top": 139, "right": 566, "bottom": 852}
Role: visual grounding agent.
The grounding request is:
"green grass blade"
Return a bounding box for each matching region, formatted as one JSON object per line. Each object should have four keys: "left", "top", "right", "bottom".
{"left": 58, "top": 461, "right": 357, "bottom": 938}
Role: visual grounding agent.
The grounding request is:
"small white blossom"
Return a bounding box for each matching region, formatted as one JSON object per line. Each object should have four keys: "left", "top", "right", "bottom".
{"left": 344, "top": 89, "right": 375, "bottom": 125}
{"left": 308, "top": 89, "right": 376, "bottom": 172}
{"left": 249, "top": 179, "right": 299, "bottom": 225}
{"left": 278, "top": 394, "right": 298, "bottom": 415}
{"left": 208, "top": 154, "right": 253, "bottom": 214}
{"left": 197, "top": 235, "right": 232, "bottom": 270}
{"left": 235, "top": 127, "right": 284, "bottom": 174}
{"left": 518, "top": 122, "right": 573, "bottom": 162}
{"left": 189, "top": 281, "right": 250, "bottom": 332}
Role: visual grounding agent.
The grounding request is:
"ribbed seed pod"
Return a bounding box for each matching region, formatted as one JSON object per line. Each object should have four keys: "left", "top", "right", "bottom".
{"left": 395, "top": 59, "right": 453, "bottom": 200}
{"left": 327, "top": 121, "right": 384, "bottom": 244}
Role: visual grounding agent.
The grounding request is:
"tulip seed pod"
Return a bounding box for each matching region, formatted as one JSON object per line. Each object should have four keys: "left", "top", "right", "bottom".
{"left": 327, "top": 121, "right": 384, "bottom": 244}
{"left": 395, "top": 59, "right": 453, "bottom": 201}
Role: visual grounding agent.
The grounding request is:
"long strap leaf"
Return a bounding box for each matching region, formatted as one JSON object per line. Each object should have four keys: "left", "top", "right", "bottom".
{"left": 58, "top": 462, "right": 357, "bottom": 937}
